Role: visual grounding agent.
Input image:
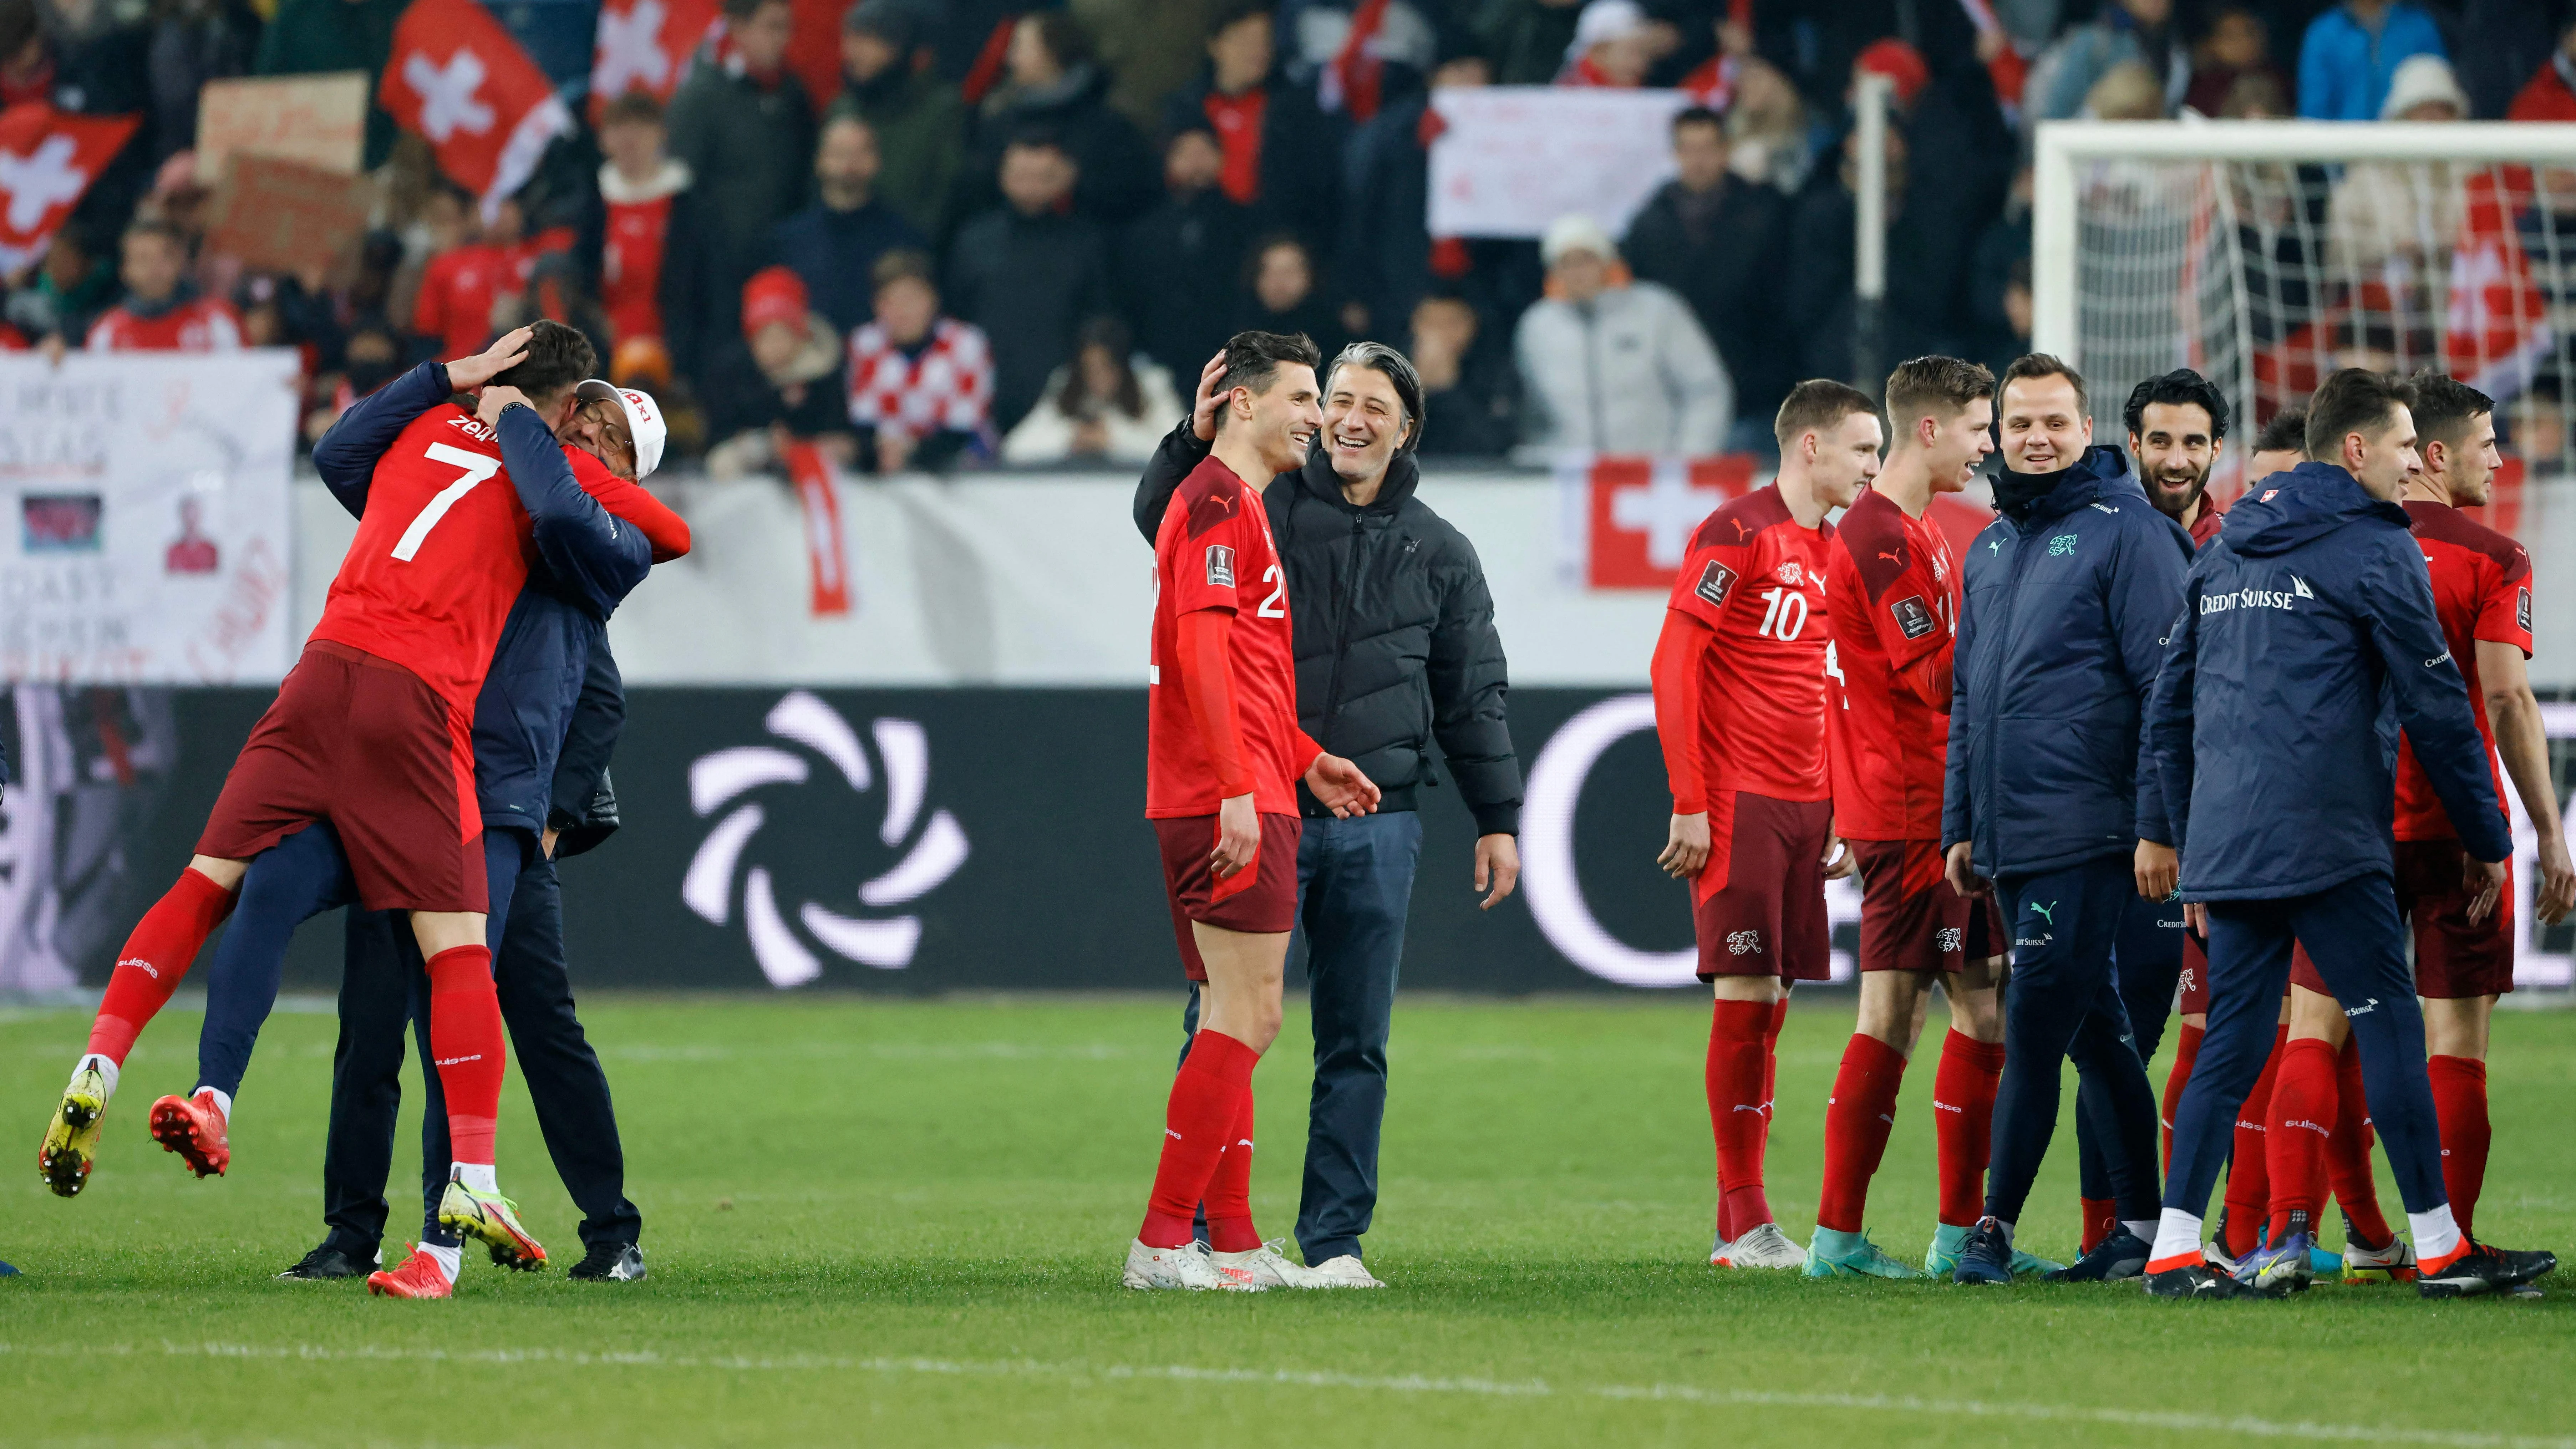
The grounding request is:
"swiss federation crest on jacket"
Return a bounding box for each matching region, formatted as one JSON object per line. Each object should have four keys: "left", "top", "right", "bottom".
{"left": 2145, "top": 461, "right": 2510, "bottom": 900}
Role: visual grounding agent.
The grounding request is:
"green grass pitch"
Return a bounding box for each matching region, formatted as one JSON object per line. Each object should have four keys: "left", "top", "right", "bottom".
{"left": 2, "top": 993, "right": 2571, "bottom": 1447}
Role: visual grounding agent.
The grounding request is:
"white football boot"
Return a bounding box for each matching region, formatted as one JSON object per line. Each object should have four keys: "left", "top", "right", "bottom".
{"left": 1123, "top": 1238, "right": 1258, "bottom": 1291}
{"left": 1210, "top": 1238, "right": 1325, "bottom": 1288}
{"left": 1712, "top": 1221, "right": 1806, "bottom": 1269}
{"left": 1304, "top": 1254, "right": 1387, "bottom": 1288}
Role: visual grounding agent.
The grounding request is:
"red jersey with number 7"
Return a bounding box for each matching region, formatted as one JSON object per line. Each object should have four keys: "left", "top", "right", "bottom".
{"left": 1661, "top": 483, "right": 1835, "bottom": 804}
{"left": 1146, "top": 455, "right": 1304, "bottom": 817}
{"left": 1825, "top": 487, "right": 1960, "bottom": 841}
{"left": 2391, "top": 498, "right": 2533, "bottom": 841}
{"left": 307, "top": 405, "right": 539, "bottom": 712}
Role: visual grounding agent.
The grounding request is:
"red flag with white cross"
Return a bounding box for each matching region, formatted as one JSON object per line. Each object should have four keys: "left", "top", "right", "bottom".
{"left": 589, "top": 0, "right": 721, "bottom": 120}
{"left": 1577, "top": 454, "right": 1757, "bottom": 589}
{"left": 381, "top": 0, "right": 574, "bottom": 222}
{"left": 0, "top": 105, "right": 141, "bottom": 278}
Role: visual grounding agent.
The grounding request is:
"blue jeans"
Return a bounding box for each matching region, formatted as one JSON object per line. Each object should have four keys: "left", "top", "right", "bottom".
{"left": 1987, "top": 856, "right": 2161, "bottom": 1226}
{"left": 2165, "top": 875, "right": 2446, "bottom": 1219}
{"left": 1182, "top": 809, "right": 1424, "bottom": 1266}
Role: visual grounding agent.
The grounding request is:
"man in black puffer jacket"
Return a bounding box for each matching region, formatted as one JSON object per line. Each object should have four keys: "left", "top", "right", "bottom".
{"left": 1133, "top": 340, "right": 1522, "bottom": 1286}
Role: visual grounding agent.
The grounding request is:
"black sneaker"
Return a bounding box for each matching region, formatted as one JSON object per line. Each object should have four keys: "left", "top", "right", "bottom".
{"left": 2144, "top": 1262, "right": 2257, "bottom": 1298}
{"left": 568, "top": 1241, "right": 647, "bottom": 1282}
{"left": 2419, "top": 1240, "right": 2557, "bottom": 1299}
{"left": 275, "top": 1245, "right": 371, "bottom": 1280}
{"left": 2045, "top": 1224, "right": 2150, "bottom": 1282}
{"left": 1953, "top": 1217, "right": 2014, "bottom": 1286}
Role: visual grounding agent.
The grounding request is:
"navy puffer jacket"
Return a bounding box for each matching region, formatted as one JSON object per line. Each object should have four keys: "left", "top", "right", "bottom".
{"left": 1942, "top": 445, "right": 2194, "bottom": 879}
{"left": 2146, "top": 462, "right": 2510, "bottom": 899}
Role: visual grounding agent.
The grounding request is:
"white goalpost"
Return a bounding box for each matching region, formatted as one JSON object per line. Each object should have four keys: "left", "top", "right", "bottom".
{"left": 2032, "top": 119, "right": 2576, "bottom": 482}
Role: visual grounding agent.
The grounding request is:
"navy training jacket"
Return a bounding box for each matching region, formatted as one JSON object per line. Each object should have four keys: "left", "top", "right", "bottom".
{"left": 1942, "top": 445, "right": 2195, "bottom": 879}
{"left": 310, "top": 364, "right": 650, "bottom": 836}
{"left": 2145, "top": 462, "right": 2510, "bottom": 900}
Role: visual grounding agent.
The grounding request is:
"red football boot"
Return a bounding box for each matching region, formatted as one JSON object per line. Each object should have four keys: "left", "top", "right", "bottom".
{"left": 147, "top": 1090, "right": 230, "bottom": 1179}
{"left": 367, "top": 1246, "right": 455, "bottom": 1300}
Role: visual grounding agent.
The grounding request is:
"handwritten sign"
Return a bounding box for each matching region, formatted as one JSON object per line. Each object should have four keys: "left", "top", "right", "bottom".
{"left": 1426, "top": 87, "right": 1692, "bottom": 240}
{"left": 196, "top": 72, "right": 369, "bottom": 178}
{"left": 204, "top": 156, "right": 371, "bottom": 274}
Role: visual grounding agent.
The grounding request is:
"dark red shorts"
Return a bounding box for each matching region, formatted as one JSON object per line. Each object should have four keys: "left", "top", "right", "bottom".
{"left": 1848, "top": 838, "right": 2008, "bottom": 974}
{"left": 197, "top": 641, "right": 485, "bottom": 914}
{"left": 2288, "top": 840, "right": 2515, "bottom": 1000}
{"left": 1692, "top": 790, "right": 1832, "bottom": 981}
{"left": 1153, "top": 812, "right": 1302, "bottom": 982}
{"left": 2179, "top": 929, "right": 2209, "bottom": 1014}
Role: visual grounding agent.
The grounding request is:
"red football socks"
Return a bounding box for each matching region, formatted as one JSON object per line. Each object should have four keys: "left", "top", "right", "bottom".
{"left": 1708, "top": 1000, "right": 1775, "bottom": 1239}
{"left": 1142, "top": 1029, "right": 1256, "bottom": 1249}
{"left": 1815, "top": 1032, "right": 1905, "bottom": 1234}
{"left": 2159, "top": 1020, "right": 2203, "bottom": 1173}
{"left": 2427, "top": 1054, "right": 2490, "bottom": 1238}
{"left": 1203, "top": 1088, "right": 1261, "bottom": 1253}
{"left": 1932, "top": 1029, "right": 2004, "bottom": 1227}
{"left": 2220, "top": 1025, "right": 2287, "bottom": 1259}
{"left": 85, "top": 868, "right": 236, "bottom": 1065}
{"left": 2326, "top": 1036, "right": 2392, "bottom": 1247}
{"left": 2079, "top": 1198, "right": 2117, "bottom": 1256}
{"left": 2264, "top": 1036, "right": 2338, "bottom": 1241}
{"left": 424, "top": 945, "right": 505, "bottom": 1166}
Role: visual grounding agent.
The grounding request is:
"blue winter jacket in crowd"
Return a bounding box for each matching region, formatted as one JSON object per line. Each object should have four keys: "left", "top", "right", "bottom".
{"left": 2145, "top": 461, "right": 2510, "bottom": 900}
{"left": 1942, "top": 444, "right": 2195, "bottom": 880}
{"left": 309, "top": 363, "right": 650, "bottom": 837}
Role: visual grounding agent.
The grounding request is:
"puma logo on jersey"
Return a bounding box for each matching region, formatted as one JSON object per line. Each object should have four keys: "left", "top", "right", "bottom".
{"left": 1877, "top": 550, "right": 1904, "bottom": 564}
{"left": 1731, "top": 519, "right": 1749, "bottom": 541}
{"left": 1205, "top": 544, "right": 1235, "bottom": 588}
{"left": 2030, "top": 901, "right": 2057, "bottom": 924}
{"left": 1695, "top": 560, "right": 1739, "bottom": 608}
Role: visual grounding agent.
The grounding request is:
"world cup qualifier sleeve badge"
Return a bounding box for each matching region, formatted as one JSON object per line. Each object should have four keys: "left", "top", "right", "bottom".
{"left": 1205, "top": 544, "right": 1235, "bottom": 588}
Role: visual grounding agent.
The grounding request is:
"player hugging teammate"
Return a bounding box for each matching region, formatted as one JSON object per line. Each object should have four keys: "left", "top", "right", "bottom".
{"left": 1649, "top": 356, "right": 2564, "bottom": 1300}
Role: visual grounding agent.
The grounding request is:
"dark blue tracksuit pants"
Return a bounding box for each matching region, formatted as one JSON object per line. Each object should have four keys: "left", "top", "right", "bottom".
{"left": 2075, "top": 891, "right": 2185, "bottom": 1202}
{"left": 319, "top": 828, "right": 642, "bottom": 1258}
{"left": 2164, "top": 873, "right": 2447, "bottom": 1221}
{"left": 1987, "top": 855, "right": 2162, "bottom": 1226}
{"left": 1181, "top": 809, "right": 1424, "bottom": 1266}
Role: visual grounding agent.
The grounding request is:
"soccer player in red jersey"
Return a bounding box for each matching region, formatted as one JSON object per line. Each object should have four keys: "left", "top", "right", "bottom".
{"left": 2252, "top": 373, "right": 2574, "bottom": 1289}
{"left": 1651, "top": 380, "right": 1872, "bottom": 1271}
{"left": 38, "top": 322, "right": 682, "bottom": 1277}
{"left": 1805, "top": 357, "right": 2015, "bottom": 1280}
{"left": 1127, "top": 331, "right": 1381, "bottom": 1291}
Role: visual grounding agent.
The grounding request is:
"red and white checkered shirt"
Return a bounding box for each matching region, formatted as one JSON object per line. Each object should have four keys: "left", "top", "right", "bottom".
{"left": 846, "top": 317, "right": 993, "bottom": 439}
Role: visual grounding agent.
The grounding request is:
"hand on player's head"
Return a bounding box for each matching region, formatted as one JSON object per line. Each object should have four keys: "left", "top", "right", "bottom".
{"left": 476, "top": 385, "right": 530, "bottom": 426}
{"left": 1191, "top": 350, "right": 1226, "bottom": 441}
{"left": 448, "top": 326, "right": 534, "bottom": 392}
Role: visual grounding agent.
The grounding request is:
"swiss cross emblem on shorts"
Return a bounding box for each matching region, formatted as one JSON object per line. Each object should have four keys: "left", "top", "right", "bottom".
{"left": 1891, "top": 595, "right": 1936, "bottom": 639}
{"left": 1694, "top": 560, "right": 1738, "bottom": 608}
{"left": 1205, "top": 544, "right": 1235, "bottom": 588}
{"left": 2519, "top": 586, "right": 2532, "bottom": 633}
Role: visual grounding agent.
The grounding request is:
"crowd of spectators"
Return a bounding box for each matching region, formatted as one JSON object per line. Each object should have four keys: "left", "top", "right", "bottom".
{"left": 5, "top": 0, "right": 2576, "bottom": 472}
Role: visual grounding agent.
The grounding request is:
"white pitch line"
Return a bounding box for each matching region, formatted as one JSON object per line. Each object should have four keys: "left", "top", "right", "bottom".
{"left": 0, "top": 1341, "right": 2565, "bottom": 1449}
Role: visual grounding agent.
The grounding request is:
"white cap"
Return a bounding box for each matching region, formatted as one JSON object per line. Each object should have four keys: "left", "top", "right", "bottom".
{"left": 1565, "top": 0, "right": 1648, "bottom": 60}
{"left": 575, "top": 378, "right": 667, "bottom": 481}
{"left": 1540, "top": 213, "right": 1617, "bottom": 266}
{"left": 2379, "top": 54, "right": 2467, "bottom": 121}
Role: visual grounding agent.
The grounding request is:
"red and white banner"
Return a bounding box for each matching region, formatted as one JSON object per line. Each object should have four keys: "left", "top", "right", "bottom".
{"left": 1567, "top": 454, "right": 1996, "bottom": 590}
{"left": 589, "top": 0, "right": 720, "bottom": 117}
{"left": 0, "top": 105, "right": 140, "bottom": 278}
{"left": 381, "top": 0, "right": 574, "bottom": 221}
{"left": 784, "top": 441, "right": 852, "bottom": 617}
{"left": 2445, "top": 166, "right": 2554, "bottom": 401}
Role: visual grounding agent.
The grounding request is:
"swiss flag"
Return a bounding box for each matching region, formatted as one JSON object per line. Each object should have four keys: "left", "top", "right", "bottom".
{"left": 0, "top": 105, "right": 139, "bottom": 277}
{"left": 2444, "top": 166, "right": 2553, "bottom": 400}
{"left": 590, "top": 0, "right": 721, "bottom": 118}
{"left": 1319, "top": 0, "right": 1393, "bottom": 122}
{"left": 1577, "top": 454, "right": 1757, "bottom": 589}
{"left": 381, "top": 0, "right": 574, "bottom": 222}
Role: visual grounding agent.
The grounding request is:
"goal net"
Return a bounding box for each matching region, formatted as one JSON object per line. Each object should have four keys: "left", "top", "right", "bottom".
{"left": 2032, "top": 120, "right": 2576, "bottom": 492}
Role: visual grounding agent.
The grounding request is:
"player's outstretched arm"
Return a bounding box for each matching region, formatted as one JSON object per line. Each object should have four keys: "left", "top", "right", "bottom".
{"left": 2478, "top": 638, "right": 2576, "bottom": 925}
{"left": 1302, "top": 750, "right": 1381, "bottom": 819}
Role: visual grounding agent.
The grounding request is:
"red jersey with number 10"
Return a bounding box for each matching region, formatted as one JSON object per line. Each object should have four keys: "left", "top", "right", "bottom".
{"left": 1146, "top": 456, "right": 1304, "bottom": 817}
{"left": 2392, "top": 498, "right": 2533, "bottom": 841}
{"left": 1663, "top": 484, "right": 1835, "bottom": 804}
{"left": 1825, "top": 487, "right": 1959, "bottom": 840}
{"left": 309, "top": 405, "right": 538, "bottom": 713}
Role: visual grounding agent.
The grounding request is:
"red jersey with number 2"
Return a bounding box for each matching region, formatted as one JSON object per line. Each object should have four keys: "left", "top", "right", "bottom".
{"left": 1147, "top": 456, "right": 1303, "bottom": 818}
{"left": 1664, "top": 483, "right": 1835, "bottom": 804}
{"left": 2392, "top": 499, "right": 2533, "bottom": 841}
{"left": 308, "top": 405, "right": 536, "bottom": 713}
{"left": 1825, "top": 487, "right": 1960, "bottom": 841}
